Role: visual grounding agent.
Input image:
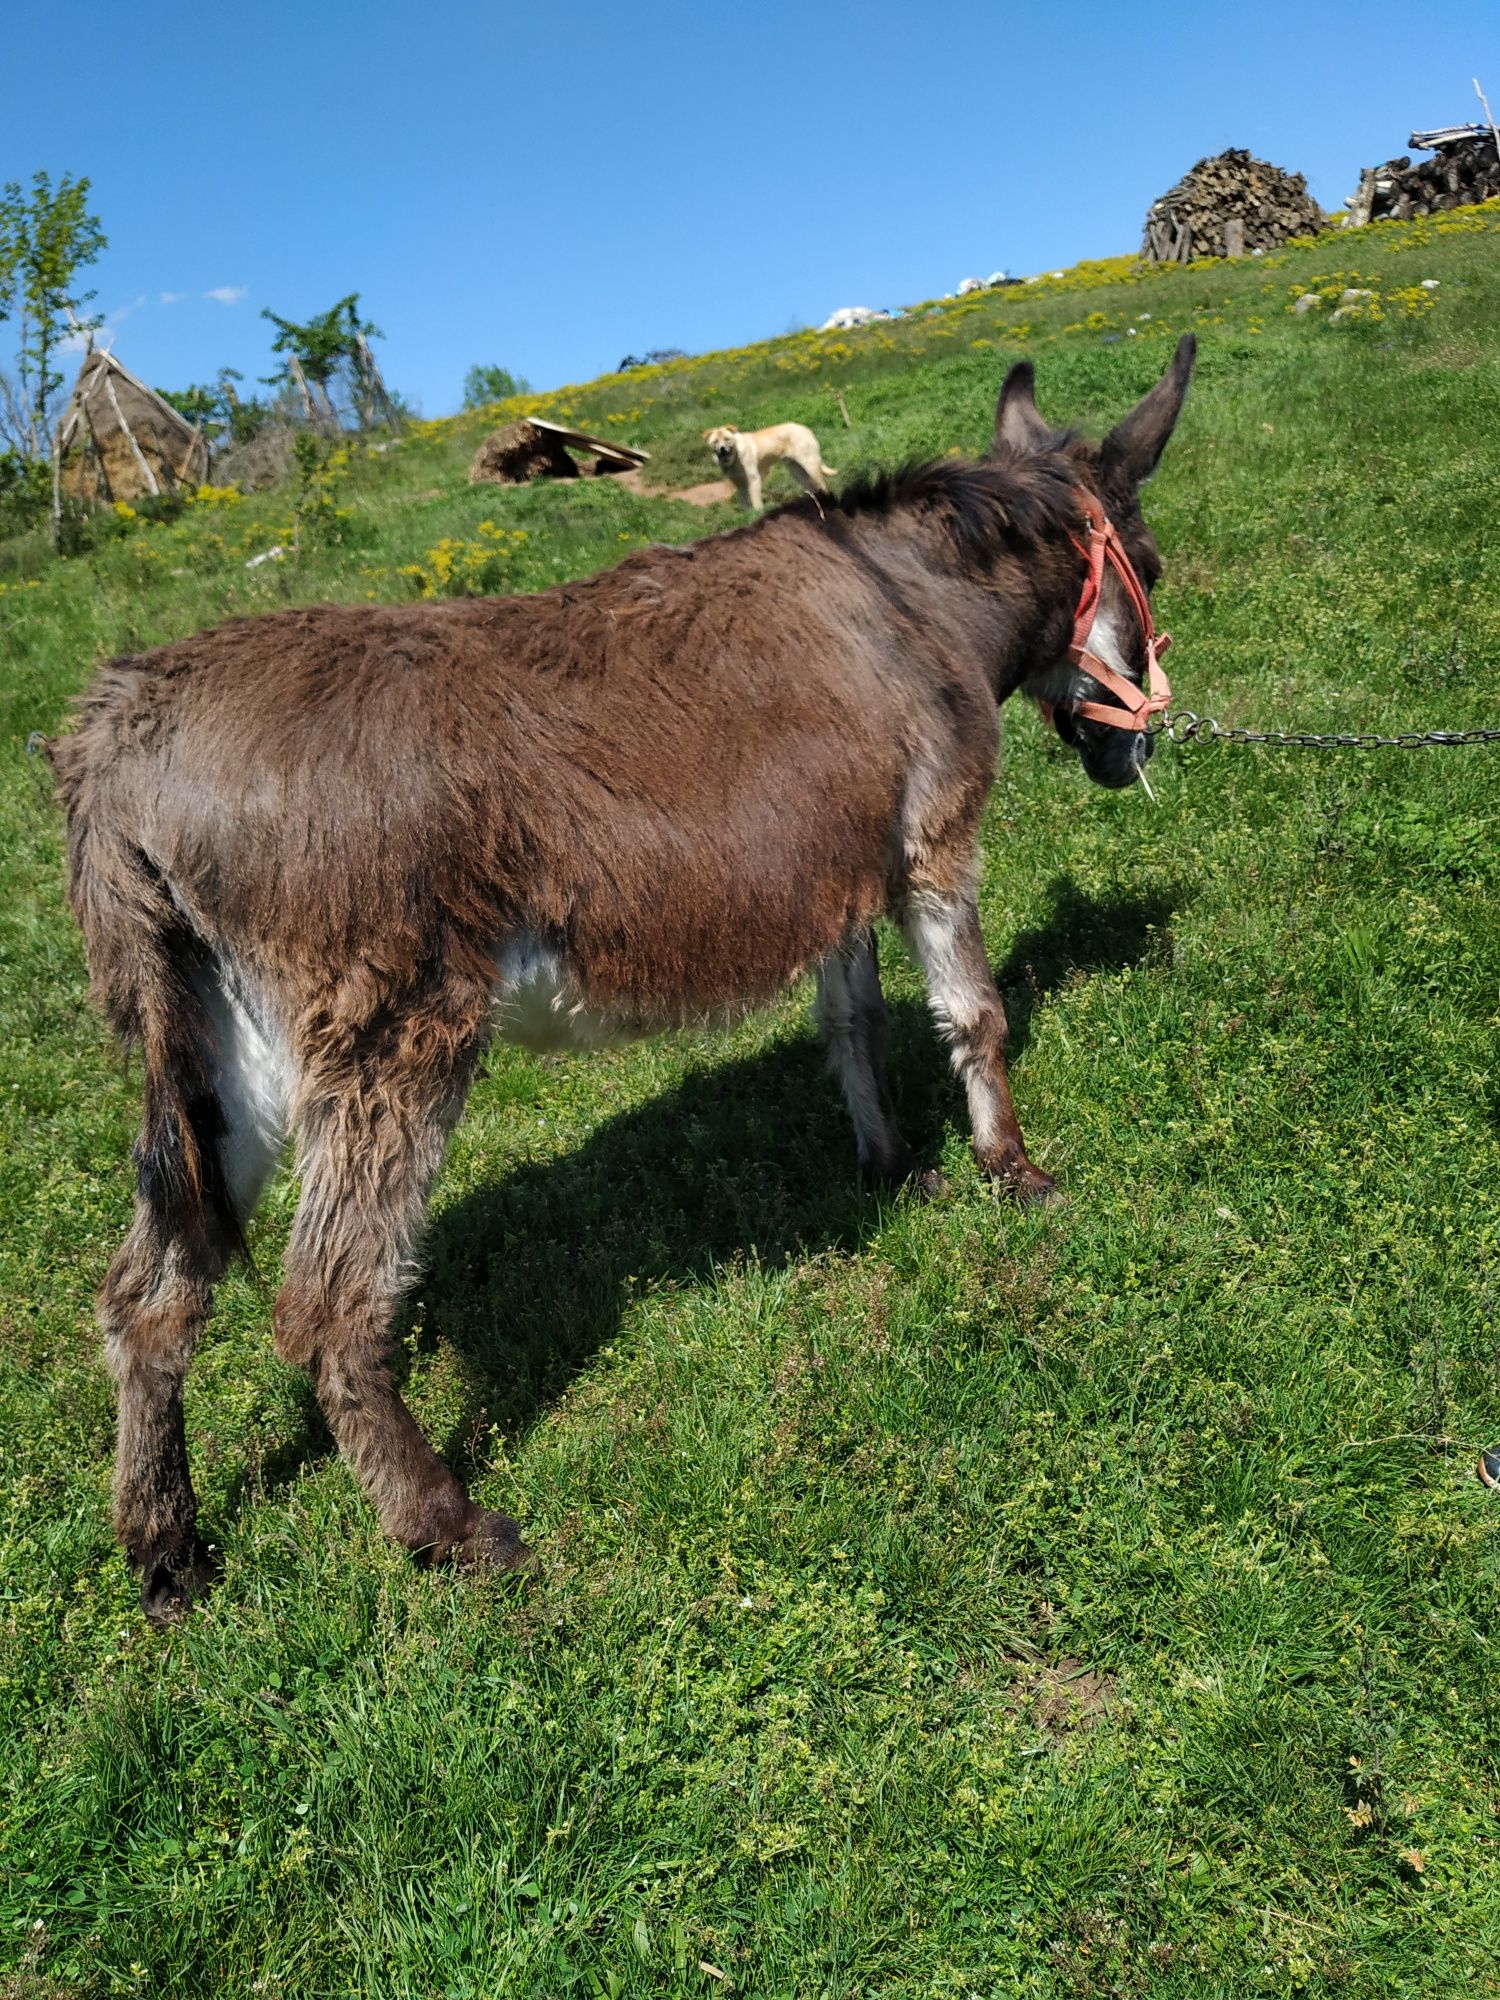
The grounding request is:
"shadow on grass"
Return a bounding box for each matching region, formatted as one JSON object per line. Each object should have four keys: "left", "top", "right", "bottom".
{"left": 234, "top": 874, "right": 1175, "bottom": 1495}
{"left": 995, "top": 876, "right": 1178, "bottom": 1058}
{"left": 421, "top": 874, "right": 1177, "bottom": 1468}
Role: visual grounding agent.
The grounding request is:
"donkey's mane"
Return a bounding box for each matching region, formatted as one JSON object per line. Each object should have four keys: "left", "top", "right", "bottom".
{"left": 789, "top": 444, "right": 1086, "bottom": 570}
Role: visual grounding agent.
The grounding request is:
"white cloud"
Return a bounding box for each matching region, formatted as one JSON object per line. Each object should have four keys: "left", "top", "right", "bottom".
{"left": 205, "top": 285, "right": 248, "bottom": 305}
{"left": 159, "top": 289, "right": 187, "bottom": 305}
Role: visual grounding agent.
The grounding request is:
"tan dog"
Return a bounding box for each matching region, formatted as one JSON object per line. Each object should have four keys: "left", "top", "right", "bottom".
{"left": 703, "top": 422, "right": 837, "bottom": 511}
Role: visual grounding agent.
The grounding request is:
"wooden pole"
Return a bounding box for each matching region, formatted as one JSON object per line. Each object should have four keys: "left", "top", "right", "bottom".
{"left": 1475, "top": 77, "right": 1500, "bottom": 171}
{"left": 287, "top": 354, "right": 317, "bottom": 428}
{"left": 49, "top": 423, "right": 62, "bottom": 552}
{"left": 78, "top": 394, "right": 113, "bottom": 503}
{"left": 101, "top": 365, "right": 160, "bottom": 497}
{"left": 829, "top": 385, "right": 851, "bottom": 428}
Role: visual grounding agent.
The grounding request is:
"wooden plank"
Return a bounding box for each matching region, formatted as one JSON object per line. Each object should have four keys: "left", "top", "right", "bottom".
{"left": 1410, "top": 123, "right": 1485, "bottom": 150}
{"left": 527, "top": 417, "right": 649, "bottom": 464}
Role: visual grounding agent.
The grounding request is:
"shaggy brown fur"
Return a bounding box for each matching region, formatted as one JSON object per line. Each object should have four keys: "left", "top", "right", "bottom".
{"left": 48, "top": 341, "right": 1194, "bottom": 1620}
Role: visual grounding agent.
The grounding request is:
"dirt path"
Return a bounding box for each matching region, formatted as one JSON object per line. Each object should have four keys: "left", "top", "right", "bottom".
{"left": 610, "top": 469, "right": 735, "bottom": 507}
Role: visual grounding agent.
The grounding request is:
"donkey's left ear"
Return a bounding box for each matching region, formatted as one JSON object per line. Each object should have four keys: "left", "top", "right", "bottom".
{"left": 994, "top": 360, "right": 1052, "bottom": 452}
{"left": 1101, "top": 334, "right": 1196, "bottom": 485}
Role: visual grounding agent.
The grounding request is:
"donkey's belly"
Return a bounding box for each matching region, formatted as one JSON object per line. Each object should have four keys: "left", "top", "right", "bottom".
{"left": 491, "top": 933, "right": 660, "bottom": 1054}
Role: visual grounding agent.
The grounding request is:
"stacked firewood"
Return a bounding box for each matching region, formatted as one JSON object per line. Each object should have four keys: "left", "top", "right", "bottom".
{"left": 1141, "top": 150, "right": 1325, "bottom": 263}
{"left": 1347, "top": 131, "right": 1500, "bottom": 225}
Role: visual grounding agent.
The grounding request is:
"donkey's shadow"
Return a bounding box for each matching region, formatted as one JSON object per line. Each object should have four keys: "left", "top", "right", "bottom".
{"left": 245, "top": 876, "right": 1175, "bottom": 1494}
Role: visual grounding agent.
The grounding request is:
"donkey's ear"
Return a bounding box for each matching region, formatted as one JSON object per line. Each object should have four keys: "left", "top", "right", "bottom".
{"left": 994, "top": 360, "right": 1051, "bottom": 452}
{"left": 1101, "top": 333, "right": 1196, "bottom": 485}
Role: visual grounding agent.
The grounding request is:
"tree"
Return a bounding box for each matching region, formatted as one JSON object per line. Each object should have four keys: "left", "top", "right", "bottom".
{"left": 0, "top": 172, "right": 107, "bottom": 459}
{"left": 462, "top": 363, "right": 531, "bottom": 408}
{"left": 156, "top": 369, "right": 268, "bottom": 450}
{"left": 262, "top": 294, "right": 392, "bottom": 432}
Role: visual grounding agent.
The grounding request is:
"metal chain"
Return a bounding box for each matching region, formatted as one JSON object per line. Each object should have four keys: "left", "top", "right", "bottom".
{"left": 1152, "top": 710, "right": 1500, "bottom": 751}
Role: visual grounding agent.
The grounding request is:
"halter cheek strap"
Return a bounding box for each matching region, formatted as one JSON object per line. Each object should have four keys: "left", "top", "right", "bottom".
{"left": 1038, "top": 489, "right": 1172, "bottom": 734}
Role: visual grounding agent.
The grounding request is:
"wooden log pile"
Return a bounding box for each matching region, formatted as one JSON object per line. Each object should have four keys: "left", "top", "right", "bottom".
{"left": 1141, "top": 150, "right": 1325, "bottom": 263}
{"left": 1346, "top": 130, "right": 1500, "bottom": 226}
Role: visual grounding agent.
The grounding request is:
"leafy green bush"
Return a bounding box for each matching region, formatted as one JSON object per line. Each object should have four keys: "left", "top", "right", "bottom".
{"left": 0, "top": 449, "right": 49, "bottom": 536}
{"left": 462, "top": 363, "right": 531, "bottom": 407}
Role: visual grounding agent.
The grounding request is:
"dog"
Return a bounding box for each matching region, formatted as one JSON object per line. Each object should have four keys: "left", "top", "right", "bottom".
{"left": 703, "top": 422, "right": 837, "bottom": 511}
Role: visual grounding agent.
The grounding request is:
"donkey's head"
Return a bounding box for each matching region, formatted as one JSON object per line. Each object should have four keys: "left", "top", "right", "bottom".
{"left": 996, "top": 334, "right": 1195, "bottom": 789}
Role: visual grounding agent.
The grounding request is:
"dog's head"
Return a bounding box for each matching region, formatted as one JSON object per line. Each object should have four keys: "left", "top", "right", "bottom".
{"left": 704, "top": 424, "right": 739, "bottom": 468}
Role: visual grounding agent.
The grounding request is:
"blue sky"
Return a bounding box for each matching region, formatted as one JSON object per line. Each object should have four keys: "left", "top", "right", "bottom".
{"left": 7, "top": 1, "right": 1496, "bottom": 416}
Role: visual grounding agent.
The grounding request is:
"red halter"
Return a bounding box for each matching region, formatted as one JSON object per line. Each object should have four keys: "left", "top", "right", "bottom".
{"left": 1039, "top": 490, "right": 1172, "bottom": 734}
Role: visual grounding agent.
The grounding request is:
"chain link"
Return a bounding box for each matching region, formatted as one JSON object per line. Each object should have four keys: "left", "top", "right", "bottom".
{"left": 1152, "top": 710, "right": 1500, "bottom": 751}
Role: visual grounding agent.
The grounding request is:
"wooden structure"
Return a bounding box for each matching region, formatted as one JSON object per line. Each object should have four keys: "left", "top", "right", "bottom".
{"left": 469, "top": 418, "right": 648, "bottom": 487}
{"left": 1142, "top": 150, "right": 1324, "bottom": 263}
{"left": 57, "top": 350, "right": 208, "bottom": 503}
{"left": 1347, "top": 129, "right": 1500, "bottom": 226}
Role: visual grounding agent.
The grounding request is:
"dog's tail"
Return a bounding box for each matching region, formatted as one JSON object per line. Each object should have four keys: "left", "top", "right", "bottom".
{"left": 820, "top": 464, "right": 838, "bottom": 480}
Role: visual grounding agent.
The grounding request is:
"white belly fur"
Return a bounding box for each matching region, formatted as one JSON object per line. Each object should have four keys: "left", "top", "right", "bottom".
{"left": 492, "top": 934, "right": 647, "bottom": 1054}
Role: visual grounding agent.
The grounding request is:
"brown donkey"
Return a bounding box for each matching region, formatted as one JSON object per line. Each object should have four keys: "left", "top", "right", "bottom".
{"left": 49, "top": 339, "right": 1194, "bottom": 1620}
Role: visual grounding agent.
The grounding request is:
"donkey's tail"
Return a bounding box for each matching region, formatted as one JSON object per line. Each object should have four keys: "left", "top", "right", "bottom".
{"left": 47, "top": 735, "right": 241, "bottom": 1260}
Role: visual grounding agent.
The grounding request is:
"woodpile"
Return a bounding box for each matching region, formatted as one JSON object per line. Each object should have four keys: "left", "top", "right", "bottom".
{"left": 1141, "top": 150, "right": 1325, "bottom": 263}
{"left": 469, "top": 417, "right": 648, "bottom": 488}
{"left": 1347, "top": 129, "right": 1500, "bottom": 226}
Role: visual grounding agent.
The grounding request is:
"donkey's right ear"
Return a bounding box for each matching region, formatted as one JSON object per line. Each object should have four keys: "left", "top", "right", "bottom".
{"left": 995, "top": 360, "right": 1051, "bottom": 453}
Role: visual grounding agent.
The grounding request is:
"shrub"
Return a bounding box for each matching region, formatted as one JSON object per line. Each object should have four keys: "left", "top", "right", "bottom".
{"left": 462, "top": 364, "right": 531, "bottom": 408}
{"left": 0, "top": 449, "right": 50, "bottom": 536}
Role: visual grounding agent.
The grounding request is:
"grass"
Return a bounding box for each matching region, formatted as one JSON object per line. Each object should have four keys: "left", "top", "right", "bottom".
{"left": 3, "top": 207, "right": 1500, "bottom": 1997}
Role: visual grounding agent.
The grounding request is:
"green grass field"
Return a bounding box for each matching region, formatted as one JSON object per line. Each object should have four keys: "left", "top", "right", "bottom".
{"left": 4, "top": 209, "right": 1500, "bottom": 1998}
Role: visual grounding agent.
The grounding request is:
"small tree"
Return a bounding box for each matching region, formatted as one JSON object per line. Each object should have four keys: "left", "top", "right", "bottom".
{"left": 156, "top": 369, "right": 269, "bottom": 455}
{"left": 462, "top": 363, "right": 531, "bottom": 408}
{"left": 262, "top": 294, "right": 394, "bottom": 432}
{"left": 0, "top": 172, "right": 107, "bottom": 459}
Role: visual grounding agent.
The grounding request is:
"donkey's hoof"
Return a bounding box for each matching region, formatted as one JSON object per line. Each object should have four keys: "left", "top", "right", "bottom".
{"left": 461, "top": 1509, "right": 537, "bottom": 1576}
{"left": 1008, "top": 1164, "right": 1060, "bottom": 1206}
{"left": 860, "top": 1143, "right": 917, "bottom": 1191}
{"left": 980, "top": 1154, "right": 1058, "bottom": 1206}
{"left": 136, "top": 1534, "right": 218, "bottom": 1627}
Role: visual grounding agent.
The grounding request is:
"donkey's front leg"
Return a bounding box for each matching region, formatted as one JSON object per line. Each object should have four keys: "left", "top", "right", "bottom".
{"left": 900, "top": 886, "right": 1056, "bottom": 1203}
{"left": 815, "top": 926, "right": 914, "bottom": 1186}
{"left": 273, "top": 1036, "right": 531, "bottom": 1572}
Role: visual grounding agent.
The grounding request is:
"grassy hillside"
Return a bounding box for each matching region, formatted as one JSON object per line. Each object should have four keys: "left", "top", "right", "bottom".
{"left": 3, "top": 206, "right": 1500, "bottom": 1998}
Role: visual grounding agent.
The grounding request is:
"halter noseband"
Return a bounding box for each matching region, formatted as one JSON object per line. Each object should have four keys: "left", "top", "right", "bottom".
{"left": 1038, "top": 490, "right": 1172, "bottom": 735}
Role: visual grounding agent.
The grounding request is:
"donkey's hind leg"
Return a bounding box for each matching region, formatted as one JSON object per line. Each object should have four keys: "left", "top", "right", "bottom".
{"left": 104, "top": 975, "right": 285, "bottom": 1623}
{"left": 815, "top": 927, "right": 914, "bottom": 1185}
{"left": 273, "top": 1002, "right": 529, "bottom": 1572}
{"left": 900, "top": 886, "right": 1056, "bottom": 1204}
{"left": 102, "top": 1197, "right": 235, "bottom": 1624}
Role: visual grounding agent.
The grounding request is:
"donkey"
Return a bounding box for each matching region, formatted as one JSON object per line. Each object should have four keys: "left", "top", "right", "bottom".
{"left": 49, "top": 337, "right": 1194, "bottom": 1620}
